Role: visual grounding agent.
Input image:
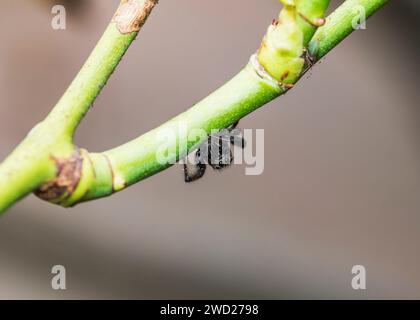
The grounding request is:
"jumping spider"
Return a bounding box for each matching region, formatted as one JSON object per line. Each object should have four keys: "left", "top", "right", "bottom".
{"left": 183, "top": 121, "right": 246, "bottom": 183}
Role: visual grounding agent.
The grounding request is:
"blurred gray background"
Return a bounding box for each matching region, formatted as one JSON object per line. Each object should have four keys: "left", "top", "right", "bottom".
{"left": 0, "top": 0, "right": 419, "bottom": 299}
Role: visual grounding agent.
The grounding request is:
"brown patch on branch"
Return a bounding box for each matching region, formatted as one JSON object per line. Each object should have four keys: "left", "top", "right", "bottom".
{"left": 35, "top": 151, "right": 83, "bottom": 202}
{"left": 113, "top": 0, "right": 158, "bottom": 34}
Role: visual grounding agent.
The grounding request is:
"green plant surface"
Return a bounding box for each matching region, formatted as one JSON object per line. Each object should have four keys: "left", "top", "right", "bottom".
{"left": 0, "top": 0, "right": 389, "bottom": 214}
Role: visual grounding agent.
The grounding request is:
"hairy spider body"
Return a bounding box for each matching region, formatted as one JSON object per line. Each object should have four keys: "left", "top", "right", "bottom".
{"left": 183, "top": 122, "right": 246, "bottom": 183}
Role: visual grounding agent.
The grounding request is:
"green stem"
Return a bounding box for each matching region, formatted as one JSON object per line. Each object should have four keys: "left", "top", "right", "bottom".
{"left": 0, "top": 0, "right": 158, "bottom": 213}
{"left": 78, "top": 0, "right": 389, "bottom": 204}
{"left": 309, "top": 0, "right": 389, "bottom": 59}
{"left": 45, "top": 0, "right": 159, "bottom": 138}
{"left": 45, "top": 25, "right": 138, "bottom": 138}
{"left": 0, "top": 0, "right": 389, "bottom": 213}
{"left": 101, "top": 61, "right": 281, "bottom": 193}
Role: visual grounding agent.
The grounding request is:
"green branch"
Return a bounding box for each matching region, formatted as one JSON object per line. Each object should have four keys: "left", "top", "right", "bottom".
{"left": 0, "top": 0, "right": 158, "bottom": 212}
{"left": 0, "top": 0, "right": 389, "bottom": 214}
{"left": 81, "top": 0, "right": 388, "bottom": 203}
{"left": 309, "top": 0, "right": 389, "bottom": 59}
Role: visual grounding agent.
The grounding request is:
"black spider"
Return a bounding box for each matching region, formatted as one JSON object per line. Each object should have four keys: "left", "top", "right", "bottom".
{"left": 183, "top": 121, "right": 246, "bottom": 183}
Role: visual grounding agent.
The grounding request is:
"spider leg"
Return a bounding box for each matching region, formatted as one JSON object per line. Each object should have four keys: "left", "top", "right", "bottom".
{"left": 210, "top": 156, "right": 225, "bottom": 170}
{"left": 210, "top": 161, "right": 227, "bottom": 170}
{"left": 231, "top": 134, "right": 246, "bottom": 148}
{"left": 229, "top": 121, "right": 240, "bottom": 130}
{"left": 209, "top": 137, "right": 223, "bottom": 170}
{"left": 210, "top": 148, "right": 234, "bottom": 171}
{"left": 184, "top": 162, "right": 207, "bottom": 183}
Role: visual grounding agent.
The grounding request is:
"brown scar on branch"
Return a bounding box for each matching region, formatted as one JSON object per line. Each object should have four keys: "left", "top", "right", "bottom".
{"left": 112, "top": 0, "right": 158, "bottom": 34}
{"left": 278, "top": 71, "right": 294, "bottom": 91}
{"left": 35, "top": 151, "right": 83, "bottom": 202}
